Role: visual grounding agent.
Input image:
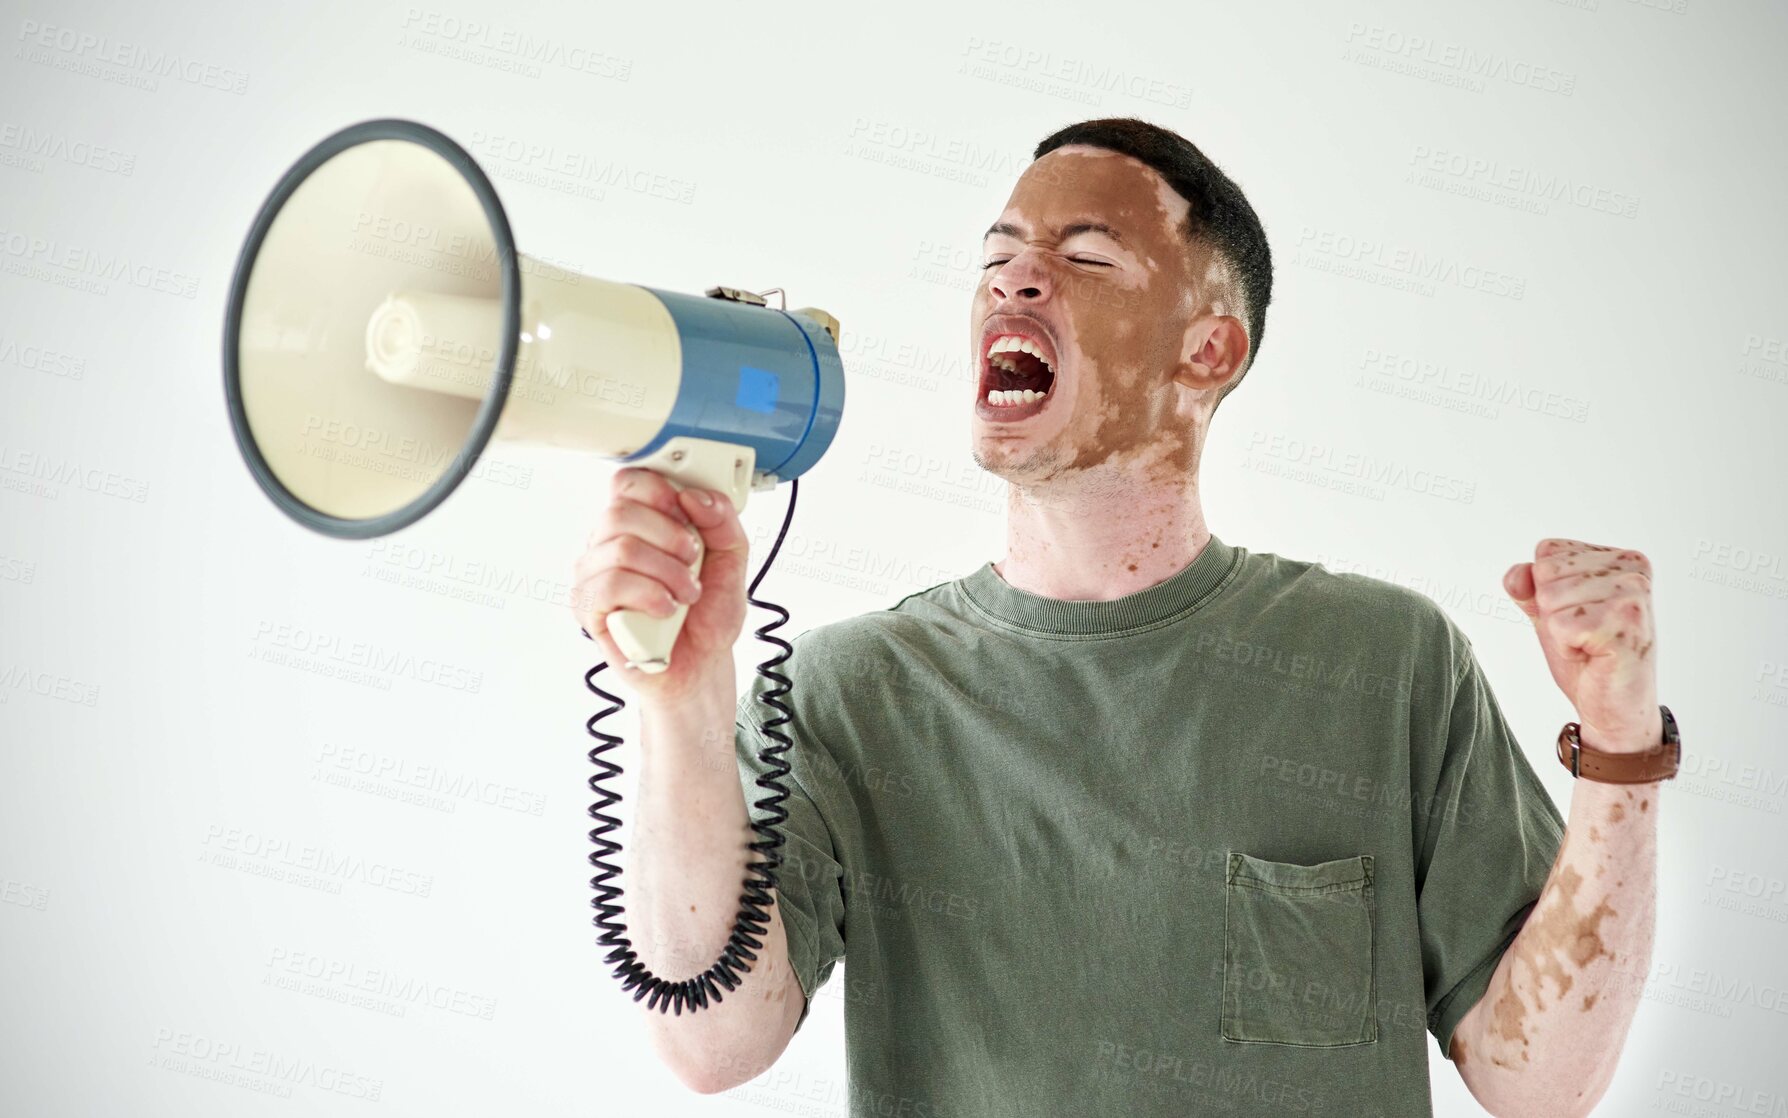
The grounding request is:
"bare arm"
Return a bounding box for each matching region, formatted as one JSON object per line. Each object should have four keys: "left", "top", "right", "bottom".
{"left": 1449, "top": 740, "right": 1660, "bottom": 1116}
{"left": 1453, "top": 539, "right": 1665, "bottom": 1115}
{"left": 630, "top": 670, "right": 808, "bottom": 1093}
{"left": 571, "top": 466, "right": 807, "bottom": 1094}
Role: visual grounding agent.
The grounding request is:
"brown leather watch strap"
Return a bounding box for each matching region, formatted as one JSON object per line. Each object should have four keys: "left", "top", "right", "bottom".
{"left": 1556, "top": 705, "right": 1680, "bottom": 783}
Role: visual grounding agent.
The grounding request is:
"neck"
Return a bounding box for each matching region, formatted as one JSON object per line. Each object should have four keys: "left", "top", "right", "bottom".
{"left": 993, "top": 465, "right": 1211, "bottom": 602}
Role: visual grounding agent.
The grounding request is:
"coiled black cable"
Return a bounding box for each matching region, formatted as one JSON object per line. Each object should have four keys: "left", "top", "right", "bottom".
{"left": 583, "top": 477, "right": 800, "bottom": 1015}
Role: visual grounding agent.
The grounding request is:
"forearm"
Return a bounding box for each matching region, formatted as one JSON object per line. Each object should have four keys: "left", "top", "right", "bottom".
{"left": 630, "top": 668, "right": 803, "bottom": 1090}
{"left": 1453, "top": 768, "right": 1659, "bottom": 1117}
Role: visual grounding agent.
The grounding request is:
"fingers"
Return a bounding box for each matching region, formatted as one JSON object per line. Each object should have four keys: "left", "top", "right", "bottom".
{"left": 610, "top": 467, "right": 690, "bottom": 527}
{"left": 1534, "top": 570, "right": 1652, "bottom": 613}
{"left": 574, "top": 567, "right": 684, "bottom": 638}
{"left": 584, "top": 499, "right": 702, "bottom": 569}
{"left": 572, "top": 467, "right": 746, "bottom": 646}
{"left": 1526, "top": 540, "right": 1653, "bottom": 616}
{"left": 1531, "top": 546, "right": 1651, "bottom": 586}
{"left": 579, "top": 539, "right": 701, "bottom": 617}
{"left": 676, "top": 485, "right": 749, "bottom": 555}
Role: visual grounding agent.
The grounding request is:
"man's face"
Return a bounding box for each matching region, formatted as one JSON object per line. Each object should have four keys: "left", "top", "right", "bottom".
{"left": 969, "top": 145, "right": 1217, "bottom": 487}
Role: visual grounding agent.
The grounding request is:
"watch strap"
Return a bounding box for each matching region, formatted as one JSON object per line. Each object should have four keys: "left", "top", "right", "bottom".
{"left": 1557, "top": 704, "right": 1680, "bottom": 784}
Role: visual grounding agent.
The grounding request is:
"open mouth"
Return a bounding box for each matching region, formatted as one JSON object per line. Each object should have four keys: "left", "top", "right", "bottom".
{"left": 978, "top": 334, "right": 1057, "bottom": 413}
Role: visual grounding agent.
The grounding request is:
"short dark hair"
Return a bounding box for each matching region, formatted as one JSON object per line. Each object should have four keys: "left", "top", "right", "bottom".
{"left": 1033, "top": 118, "right": 1272, "bottom": 409}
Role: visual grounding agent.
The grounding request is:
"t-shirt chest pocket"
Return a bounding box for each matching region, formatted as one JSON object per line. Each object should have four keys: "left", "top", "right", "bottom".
{"left": 1221, "top": 851, "right": 1378, "bottom": 1047}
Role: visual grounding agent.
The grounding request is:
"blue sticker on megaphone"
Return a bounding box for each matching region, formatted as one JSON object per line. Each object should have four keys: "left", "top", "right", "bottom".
{"left": 735, "top": 366, "right": 780, "bottom": 414}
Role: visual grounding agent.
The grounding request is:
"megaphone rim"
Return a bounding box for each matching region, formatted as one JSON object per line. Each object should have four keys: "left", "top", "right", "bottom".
{"left": 221, "top": 117, "right": 521, "bottom": 540}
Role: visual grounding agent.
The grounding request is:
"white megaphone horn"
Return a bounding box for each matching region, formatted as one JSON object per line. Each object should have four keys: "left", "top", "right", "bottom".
{"left": 221, "top": 119, "right": 846, "bottom": 672}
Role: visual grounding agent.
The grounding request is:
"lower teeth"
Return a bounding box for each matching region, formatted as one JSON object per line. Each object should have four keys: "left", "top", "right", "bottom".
{"left": 986, "top": 389, "right": 1046, "bottom": 407}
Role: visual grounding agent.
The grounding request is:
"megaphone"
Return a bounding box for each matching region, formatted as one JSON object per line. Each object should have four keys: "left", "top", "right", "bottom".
{"left": 221, "top": 118, "right": 845, "bottom": 672}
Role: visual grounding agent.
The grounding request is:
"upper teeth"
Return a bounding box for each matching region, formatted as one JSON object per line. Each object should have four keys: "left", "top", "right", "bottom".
{"left": 985, "top": 334, "right": 1053, "bottom": 372}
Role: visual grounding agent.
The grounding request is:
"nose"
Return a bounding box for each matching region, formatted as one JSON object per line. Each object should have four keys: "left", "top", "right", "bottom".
{"left": 989, "top": 252, "right": 1052, "bottom": 303}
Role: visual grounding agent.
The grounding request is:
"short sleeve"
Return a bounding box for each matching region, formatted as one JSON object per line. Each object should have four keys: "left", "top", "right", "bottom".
{"left": 735, "top": 690, "right": 847, "bottom": 1035}
{"left": 1416, "top": 637, "right": 1566, "bottom": 1059}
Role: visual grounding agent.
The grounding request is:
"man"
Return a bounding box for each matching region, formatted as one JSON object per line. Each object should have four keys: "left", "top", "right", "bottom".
{"left": 574, "top": 117, "right": 1668, "bottom": 1117}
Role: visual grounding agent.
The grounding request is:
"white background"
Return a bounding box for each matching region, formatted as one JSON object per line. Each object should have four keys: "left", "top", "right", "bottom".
{"left": 3, "top": 0, "right": 1786, "bottom": 1114}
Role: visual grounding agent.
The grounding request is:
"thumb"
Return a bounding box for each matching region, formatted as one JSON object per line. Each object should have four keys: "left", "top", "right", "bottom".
{"left": 1503, "top": 562, "right": 1540, "bottom": 622}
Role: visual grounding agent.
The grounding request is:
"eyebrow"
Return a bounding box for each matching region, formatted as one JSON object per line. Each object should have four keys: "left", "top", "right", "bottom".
{"left": 983, "top": 220, "right": 1126, "bottom": 246}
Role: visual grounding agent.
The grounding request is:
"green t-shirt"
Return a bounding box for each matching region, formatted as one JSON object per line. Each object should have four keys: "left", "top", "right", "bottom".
{"left": 734, "top": 532, "right": 1564, "bottom": 1117}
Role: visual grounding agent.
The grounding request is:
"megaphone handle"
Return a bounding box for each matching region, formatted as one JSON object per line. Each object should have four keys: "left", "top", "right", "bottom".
{"left": 605, "top": 438, "right": 756, "bottom": 674}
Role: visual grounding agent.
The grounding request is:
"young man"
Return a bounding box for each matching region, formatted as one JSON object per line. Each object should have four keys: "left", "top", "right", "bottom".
{"left": 575, "top": 117, "right": 1670, "bottom": 1117}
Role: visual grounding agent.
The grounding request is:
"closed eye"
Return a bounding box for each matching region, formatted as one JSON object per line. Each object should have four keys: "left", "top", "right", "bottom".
{"left": 980, "top": 256, "right": 1114, "bottom": 270}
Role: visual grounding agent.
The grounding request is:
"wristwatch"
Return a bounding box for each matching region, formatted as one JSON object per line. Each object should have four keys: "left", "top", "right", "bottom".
{"left": 1556, "top": 704, "right": 1680, "bottom": 784}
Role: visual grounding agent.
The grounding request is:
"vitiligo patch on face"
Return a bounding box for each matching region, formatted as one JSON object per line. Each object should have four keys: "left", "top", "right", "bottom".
{"left": 971, "top": 147, "right": 1212, "bottom": 481}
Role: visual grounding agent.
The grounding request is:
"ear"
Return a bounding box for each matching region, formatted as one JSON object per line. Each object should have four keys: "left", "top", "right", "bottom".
{"left": 1170, "top": 314, "right": 1249, "bottom": 393}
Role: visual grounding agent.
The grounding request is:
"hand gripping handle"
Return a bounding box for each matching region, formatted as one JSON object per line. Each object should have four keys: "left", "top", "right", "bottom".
{"left": 605, "top": 437, "right": 756, "bottom": 673}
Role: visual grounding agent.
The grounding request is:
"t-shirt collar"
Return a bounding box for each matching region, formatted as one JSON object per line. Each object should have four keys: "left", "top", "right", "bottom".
{"left": 960, "top": 533, "right": 1239, "bottom": 636}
